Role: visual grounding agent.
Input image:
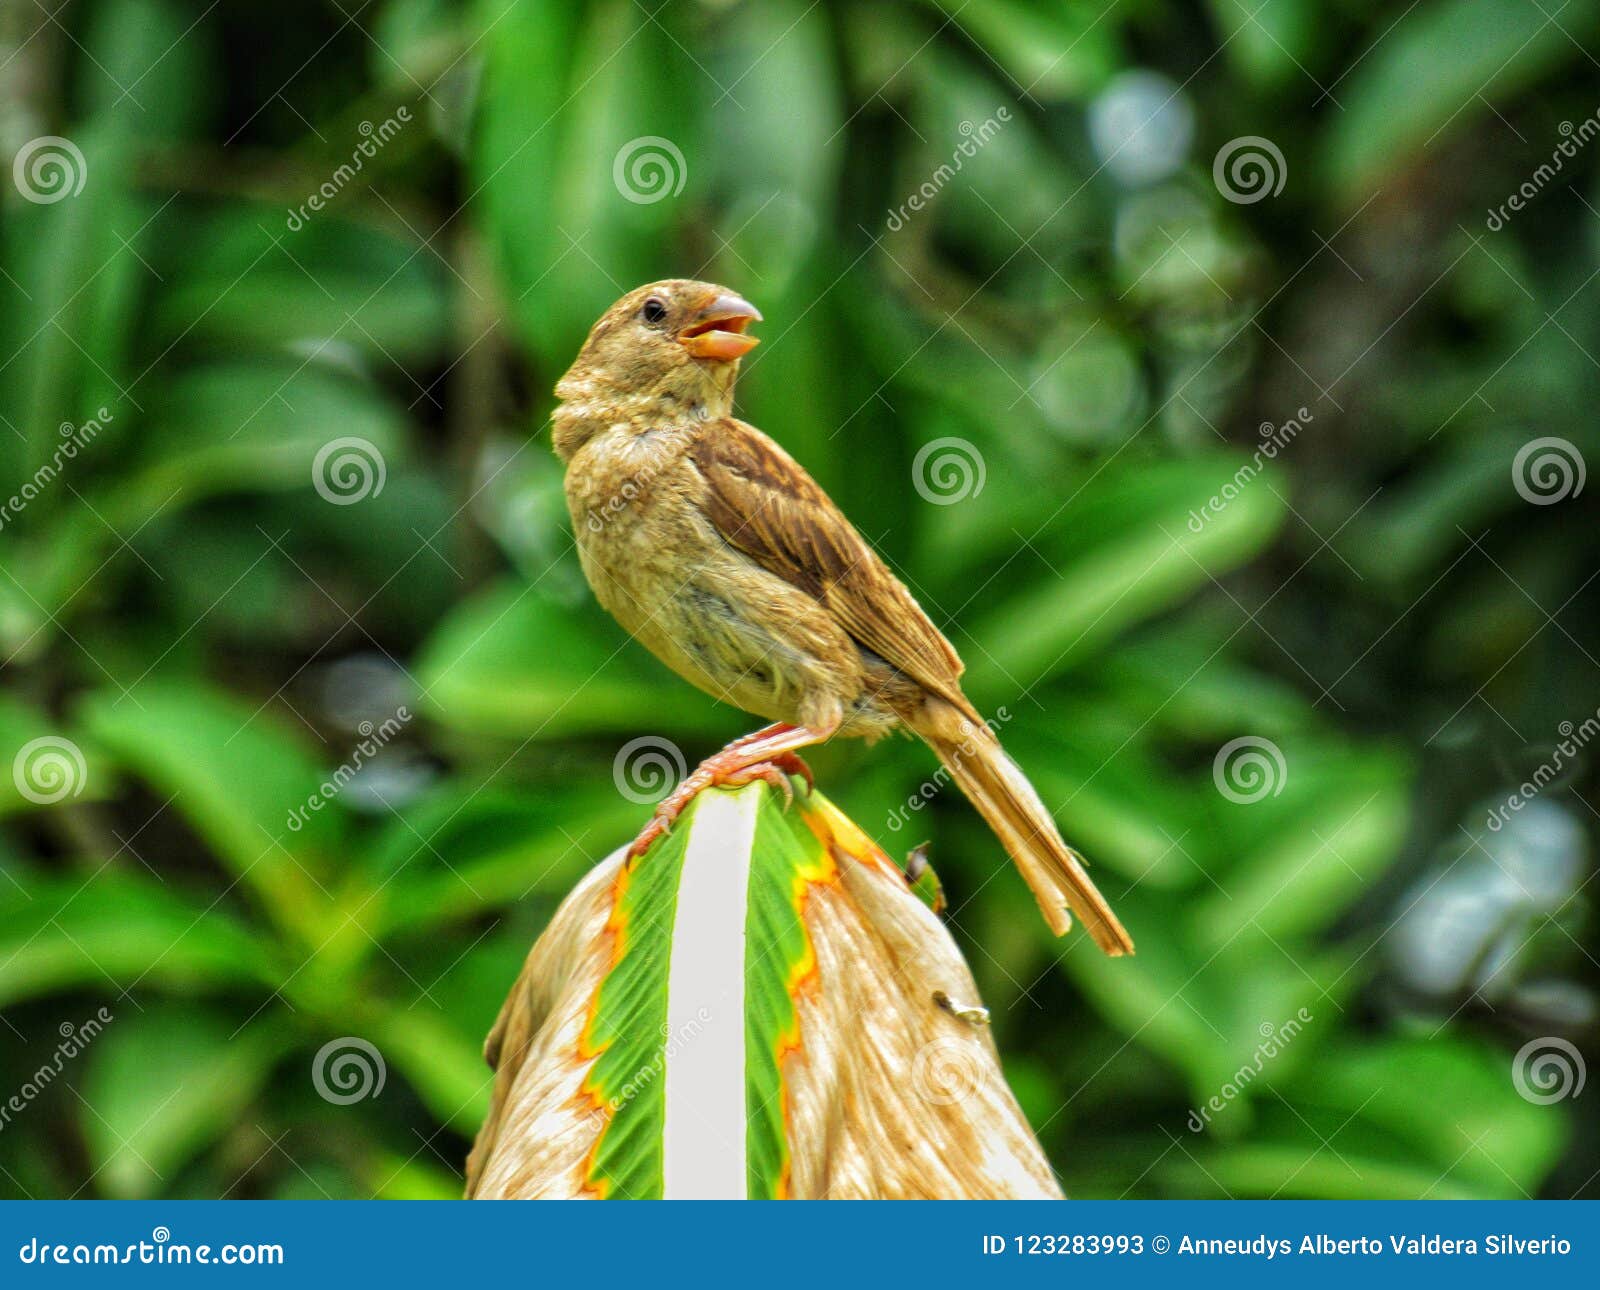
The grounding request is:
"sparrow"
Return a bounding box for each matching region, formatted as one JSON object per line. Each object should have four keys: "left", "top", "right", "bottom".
{"left": 551, "top": 280, "right": 1133, "bottom": 955}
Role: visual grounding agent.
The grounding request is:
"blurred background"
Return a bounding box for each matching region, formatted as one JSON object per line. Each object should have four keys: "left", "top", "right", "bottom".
{"left": 1, "top": 0, "right": 1596, "bottom": 1200}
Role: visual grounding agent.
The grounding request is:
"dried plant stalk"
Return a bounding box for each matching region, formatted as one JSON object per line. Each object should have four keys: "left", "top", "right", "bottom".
{"left": 466, "top": 783, "right": 1062, "bottom": 1200}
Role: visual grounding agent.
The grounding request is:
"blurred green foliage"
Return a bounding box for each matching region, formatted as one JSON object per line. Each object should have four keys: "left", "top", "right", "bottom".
{"left": 1, "top": 0, "right": 1594, "bottom": 1199}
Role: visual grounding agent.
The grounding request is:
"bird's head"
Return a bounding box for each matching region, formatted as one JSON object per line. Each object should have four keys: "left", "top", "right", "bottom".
{"left": 552, "top": 280, "right": 761, "bottom": 460}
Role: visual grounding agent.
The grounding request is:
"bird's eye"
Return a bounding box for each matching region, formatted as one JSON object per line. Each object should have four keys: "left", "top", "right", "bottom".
{"left": 641, "top": 297, "right": 668, "bottom": 325}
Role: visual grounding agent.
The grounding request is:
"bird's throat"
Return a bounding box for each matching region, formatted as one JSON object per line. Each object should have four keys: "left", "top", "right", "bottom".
{"left": 552, "top": 366, "right": 737, "bottom": 462}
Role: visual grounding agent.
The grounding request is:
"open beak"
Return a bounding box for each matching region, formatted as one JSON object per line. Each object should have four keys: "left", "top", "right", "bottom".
{"left": 679, "top": 292, "right": 761, "bottom": 361}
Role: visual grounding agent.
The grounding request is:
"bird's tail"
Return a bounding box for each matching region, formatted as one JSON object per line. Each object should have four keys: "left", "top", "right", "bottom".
{"left": 919, "top": 711, "right": 1134, "bottom": 955}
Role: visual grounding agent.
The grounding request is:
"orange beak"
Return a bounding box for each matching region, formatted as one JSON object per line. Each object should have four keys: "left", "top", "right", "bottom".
{"left": 679, "top": 291, "right": 761, "bottom": 361}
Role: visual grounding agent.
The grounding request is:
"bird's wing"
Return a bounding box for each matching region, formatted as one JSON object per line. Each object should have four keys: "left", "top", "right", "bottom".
{"left": 689, "top": 418, "right": 968, "bottom": 706}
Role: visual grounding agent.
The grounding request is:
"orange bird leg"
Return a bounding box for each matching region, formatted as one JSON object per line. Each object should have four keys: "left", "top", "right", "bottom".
{"left": 624, "top": 722, "right": 832, "bottom": 860}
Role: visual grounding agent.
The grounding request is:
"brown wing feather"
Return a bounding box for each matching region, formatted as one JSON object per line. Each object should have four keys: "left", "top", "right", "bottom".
{"left": 689, "top": 418, "right": 969, "bottom": 708}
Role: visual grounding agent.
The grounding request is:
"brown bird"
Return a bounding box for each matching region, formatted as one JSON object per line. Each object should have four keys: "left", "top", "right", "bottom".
{"left": 552, "top": 280, "right": 1133, "bottom": 955}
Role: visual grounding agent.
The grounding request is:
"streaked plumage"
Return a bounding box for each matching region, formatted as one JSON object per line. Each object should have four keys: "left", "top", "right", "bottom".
{"left": 553, "top": 279, "right": 1133, "bottom": 954}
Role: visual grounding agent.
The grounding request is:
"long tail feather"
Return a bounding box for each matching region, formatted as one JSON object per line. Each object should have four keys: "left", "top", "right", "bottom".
{"left": 920, "top": 719, "right": 1134, "bottom": 955}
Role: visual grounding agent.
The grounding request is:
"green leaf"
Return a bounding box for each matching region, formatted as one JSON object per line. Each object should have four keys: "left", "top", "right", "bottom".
{"left": 78, "top": 0, "right": 215, "bottom": 141}
{"left": 360, "top": 781, "right": 639, "bottom": 934}
{"left": 0, "top": 127, "right": 142, "bottom": 493}
{"left": 575, "top": 788, "right": 688, "bottom": 1198}
{"left": 967, "top": 456, "right": 1288, "bottom": 688}
{"left": 79, "top": 682, "right": 338, "bottom": 940}
{"left": 1343, "top": 430, "right": 1542, "bottom": 587}
{"left": 1064, "top": 894, "right": 1232, "bottom": 1090}
{"left": 742, "top": 787, "right": 836, "bottom": 1199}
{"left": 416, "top": 578, "right": 736, "bottom": 740}
{"left": 368, "top": 1006, "right": 493, "bottom": 1133}
{"left": 568, "top": 784, "right": 843, "bottom": 1198}
{"left": 1207, "top": 0, "right": 1318, "bottom": 91}
{"left": 365, "top": 1153, "right": 464, "bottom": 1200}
{"left": 919, "top": 0, "right": 1121, "bottom": 100}
{"left": 916, "top": 51, "right": 1087, "bottom": 266}
{"left": 1160, "top": 1140, "right": 1483, "bottom": 1200}
{"left": 1065, "top": 886, "right": 1352, "bottom": 1107}
{"left": 0, "top": 697, "right": 108, "bottom": 818}
{"left": 1006, "top": 718, "right": 1203, "bottom": 887}
{"left": 705, "top": 0, "right": 841, "bottom": 288}
{"left": 472, "top": 0, "right": 586, "bottom": 361}
{"left": 475, "top": 0, "right": 684, "bottom": 363}
{"left": 1173, "top": 1037, "right": 1568, "bottom": 1198}
{"left": 373, "top": 0, "right": 464, "bottom": 90}
{"left": 1194, "top": 745, "right": 1412, "bottom": 948}
{"left": 1295, "top": 1036, "right": 1570, "bottom": 1194}
{"left": 1325, "top": 0, "right": 1600, "bottom": 201}
{"left": 696, "top": 0, "right": 849, "bottom": 474}
{"left": 0, "top": 873, "right": 272, "bottom": 1010}
{"left": 24, "top": 358, "right": 414, "bottom": 624}
{"left": 151, "top": 215, "right": 450, "bottom": 365}
{"left": 80, "top": 1003, "right": 293, "bottom": 1197}
{"left": 1097, "top": 625, "right": 1315, "bottom": 742}
{"left": 112, "top": 359, "right": 410, "bottom": 525}
{"left": 397, "top": 920, "right": 539, "bottom": 1056}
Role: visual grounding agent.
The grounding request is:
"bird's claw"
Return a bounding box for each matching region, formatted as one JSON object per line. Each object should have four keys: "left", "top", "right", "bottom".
{"left": 623, "top": 751, "right": 816, "bottom": 860}
{"left": 726, "top": 750, "right": 815, "bottom": 798}
{"left": 721, "top": 758, "right": 797, "bottom": 808}
{"left": 624, "top": 812, "right": 672, "bottom": 862}
{"left": 771, "top": 750, "right": 816, "bottom": 793}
